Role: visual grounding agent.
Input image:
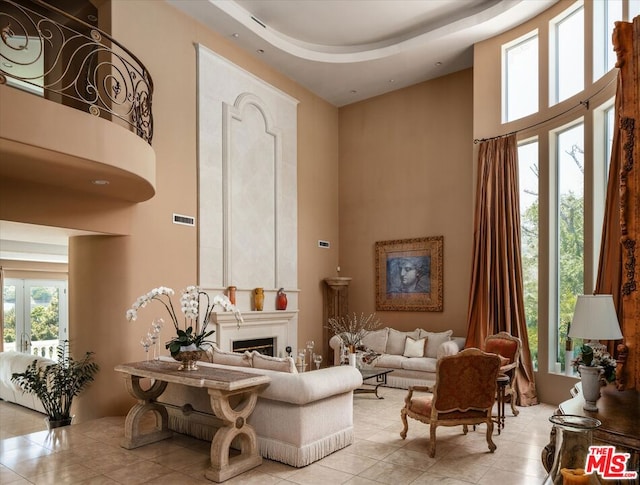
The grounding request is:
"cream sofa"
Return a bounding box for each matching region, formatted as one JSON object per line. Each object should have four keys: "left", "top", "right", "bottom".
{"left": 156, "top": 350, "right": 362, "bottom": 468}
{"left": 329, "top": 327, "right": 466, "bottom": 389}
{"left": 0, "top": 351, "right": 54, "bottom": 414}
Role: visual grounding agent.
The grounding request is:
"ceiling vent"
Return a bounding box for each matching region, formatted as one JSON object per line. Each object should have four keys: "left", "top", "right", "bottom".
{"left": 173, "top": 213, "right": 195, "bottom": 226}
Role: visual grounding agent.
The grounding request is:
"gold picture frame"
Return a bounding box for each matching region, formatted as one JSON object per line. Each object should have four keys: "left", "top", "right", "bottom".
{"left": 375, "top": 236, "right": 443, "bottom": 312}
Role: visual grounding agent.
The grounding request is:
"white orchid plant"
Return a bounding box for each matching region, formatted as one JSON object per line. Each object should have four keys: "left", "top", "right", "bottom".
{"left": 126, "top": 286, "right": 242, "bottom": 357}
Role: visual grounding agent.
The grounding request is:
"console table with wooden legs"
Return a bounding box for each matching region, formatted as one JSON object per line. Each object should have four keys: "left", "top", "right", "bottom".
{"left": 115, "top": 360, "right": 270, "bottom": 483}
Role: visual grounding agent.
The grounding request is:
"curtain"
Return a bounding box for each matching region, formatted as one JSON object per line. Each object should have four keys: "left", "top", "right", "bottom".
{"left": 465, "top": 134, "right": 538, "bottom": 406}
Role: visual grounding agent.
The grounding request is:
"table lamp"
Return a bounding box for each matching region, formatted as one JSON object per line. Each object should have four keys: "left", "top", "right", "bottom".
{"left": 569, "top": 294, "right": 622, "bottom": 350}
{"left": 569, "top": 294, "right": 622, "bottom": 411}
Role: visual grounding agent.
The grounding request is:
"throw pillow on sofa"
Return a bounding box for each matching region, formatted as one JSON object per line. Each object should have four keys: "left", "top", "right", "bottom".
{"left": 403, "top": 337, "right": 427, "bottom": 358}
{"left": 361, "top": 328, "right": 389, "bottom": 354}
{"left": 386, "top": 328, "right": 420, "bottom": 355}
{"left": 436, "top": 340, "right": 460, "bottom": 360}
{"left": 252, "top": 351, "right": 298, "bottom": 373}
{"left": 210, "top": 346, "right": 252, "bottom": 367}
{"left": 419, "top": 329, "right": 453, "bottom": 358}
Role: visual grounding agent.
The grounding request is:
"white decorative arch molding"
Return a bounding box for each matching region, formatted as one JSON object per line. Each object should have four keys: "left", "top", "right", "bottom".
{"left": 222, "top": 93, "right": 283, "bottom": 289}
{"left": 196, "top": 45, "right": 299, "bottom": 354}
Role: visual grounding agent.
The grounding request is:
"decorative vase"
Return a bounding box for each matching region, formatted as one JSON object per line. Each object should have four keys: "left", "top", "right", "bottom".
{"left": 227, "top": 286, "right": 237, "bottom": 305}
{"left": 173, "top": 344, "right": 203, "bottom": 371}
{"left": 348, "top": 352, "right": 357, "bottom": 367}
{"left": 542, "top": 414, "right": 601, "bottom": 485}
{"left": 45, "top": 416, "right": 74, "bottom": 429}
{"left": 254, "top": 288, "right": 264, "bottom": 311}
{"left": 276, "top": 288, "right": 288, "bottom": 310}
{"left": 579, "top": 365, "right": 604, "bottom": 411}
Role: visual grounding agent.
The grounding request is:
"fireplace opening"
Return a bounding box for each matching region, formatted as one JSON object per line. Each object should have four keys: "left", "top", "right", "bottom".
{"left": 232, "top": 337, "right": 275, "bottom": 356}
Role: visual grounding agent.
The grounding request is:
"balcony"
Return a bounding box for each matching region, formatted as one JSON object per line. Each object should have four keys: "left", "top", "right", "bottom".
{"left": 0, "top": 0, "right": 155, "bottom": 202}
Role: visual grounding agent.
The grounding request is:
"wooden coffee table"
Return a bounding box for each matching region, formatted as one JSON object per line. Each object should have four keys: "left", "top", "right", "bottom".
{"left": 355, "top": 367, "right": 393, "bottom": 399}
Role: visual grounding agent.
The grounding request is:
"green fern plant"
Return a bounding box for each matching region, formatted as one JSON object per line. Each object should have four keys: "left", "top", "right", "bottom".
{"left": 11, "top": 340, "right": 99, "bottom": 423}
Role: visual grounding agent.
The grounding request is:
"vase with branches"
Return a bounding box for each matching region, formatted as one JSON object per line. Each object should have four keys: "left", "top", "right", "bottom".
{"left": 326, "top": 312, "right": 382, "bottom": 351}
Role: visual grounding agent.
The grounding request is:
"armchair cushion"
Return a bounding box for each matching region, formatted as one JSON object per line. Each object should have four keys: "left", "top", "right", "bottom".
{"left": 408, "top": 396, "right": 488, "bottom": 420}
{"left": 486, "top": 338, "right": 518, "bottom": 363}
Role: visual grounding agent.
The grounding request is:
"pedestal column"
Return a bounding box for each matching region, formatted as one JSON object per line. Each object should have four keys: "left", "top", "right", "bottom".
{"left": 323, "top": 277, "right": 352, "bottom": 365}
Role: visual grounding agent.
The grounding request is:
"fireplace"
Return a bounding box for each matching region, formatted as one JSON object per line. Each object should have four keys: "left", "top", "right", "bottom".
{"left": 210, "top": 309, "right": 298, "bottom": 358}
{"left": 233, "top": 337, "right": 275, "bottom": 356}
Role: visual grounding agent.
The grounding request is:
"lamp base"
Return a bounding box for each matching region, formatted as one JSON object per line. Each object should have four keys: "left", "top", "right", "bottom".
{"left": 583, "top": 400, "right": 599, "bottom": 412}
{"left": 579, "top": 365, "right": 603, "bottom": 412}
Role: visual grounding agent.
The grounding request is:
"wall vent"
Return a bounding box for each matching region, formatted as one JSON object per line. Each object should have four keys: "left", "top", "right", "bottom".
{"left": 318, "top": 240, "right": 330, "bottom": 248}
{"left": 173, "top": 213, "right": 195, "bottom": 226}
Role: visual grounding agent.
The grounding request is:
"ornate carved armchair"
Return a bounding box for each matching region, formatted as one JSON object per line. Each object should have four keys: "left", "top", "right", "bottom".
{"left": 485, "top": 331, "right": 521, "bottom": 416}
{"left": 400, "top": 348, "right": 501, "bottom": 457}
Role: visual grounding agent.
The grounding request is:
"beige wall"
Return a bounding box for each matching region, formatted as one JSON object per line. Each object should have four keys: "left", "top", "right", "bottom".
{"left": 1, "top": 0, "right": 340, "bottom": 421}
{"left": 338, "top": 69, "right": 474, "bottom": 337}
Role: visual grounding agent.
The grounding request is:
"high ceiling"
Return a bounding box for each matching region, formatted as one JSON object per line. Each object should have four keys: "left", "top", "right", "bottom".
{"left": 168, "top": 0, "right": 557, "bottom": 106}
{"left": 2, "top": 0, "right": 558, "bottom": 257}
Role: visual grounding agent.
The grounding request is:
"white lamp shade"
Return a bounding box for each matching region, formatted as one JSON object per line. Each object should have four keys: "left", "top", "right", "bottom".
{"left": 569, "top": 294, "right": 623, "bottom": 340}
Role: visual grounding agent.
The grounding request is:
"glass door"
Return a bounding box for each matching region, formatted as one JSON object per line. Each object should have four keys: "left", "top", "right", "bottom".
{"left": 2, "top": 278, "right": 68, "bottom": 358}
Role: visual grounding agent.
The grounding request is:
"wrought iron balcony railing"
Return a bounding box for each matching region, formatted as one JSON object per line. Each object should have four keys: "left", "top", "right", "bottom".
{"left": 0, "top": 0, "right": 153, "bottom": 144}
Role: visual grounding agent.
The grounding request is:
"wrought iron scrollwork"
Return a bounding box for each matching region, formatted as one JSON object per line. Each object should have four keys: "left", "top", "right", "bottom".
{"left": 0, "top": 0, "right": 154, "bottom": 144}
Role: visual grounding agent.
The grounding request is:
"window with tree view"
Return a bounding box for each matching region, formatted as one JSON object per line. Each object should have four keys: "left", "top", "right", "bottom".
{"left": 518, "top": 140, "right": 539, "bottom": 369}
{"left": 556, "top": 123, "right": 584, "bottom": 373}
{"left": 3, "top": 279, "right": 68, "bottom": 359}
{"left": 506, "top": 1, "right": 632, "bottom": 376}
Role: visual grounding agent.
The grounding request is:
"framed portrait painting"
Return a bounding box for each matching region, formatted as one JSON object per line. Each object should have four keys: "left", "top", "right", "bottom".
{"left": 375, "top": 236, "right": 443, "bottom": 312}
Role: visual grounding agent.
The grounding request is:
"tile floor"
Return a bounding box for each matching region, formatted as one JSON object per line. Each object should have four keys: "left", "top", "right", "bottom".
{"left": 0, "top": 387, "right": 556, "bottom": 484}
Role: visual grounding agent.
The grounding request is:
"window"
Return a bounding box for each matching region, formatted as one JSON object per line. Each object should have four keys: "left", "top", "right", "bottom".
{"left": 554, "top": 123, "right": 584, "bottom": 373}
{"left": 605, "top": 104, "right": 616, "bottom": 179}
{"left": 551, "top": 4, "right": 584, "bottom": 104}
{"left": 518, "top": 140, "right": 539, "bottom": 369}
{"left": 594, "top": 0, "right": 623, "bottom": 80}
{"left": 503, "top": 32, "right": 538, "bottom": 122}
{"left": 3, "top": 279, "right": 68, "bottom": 358}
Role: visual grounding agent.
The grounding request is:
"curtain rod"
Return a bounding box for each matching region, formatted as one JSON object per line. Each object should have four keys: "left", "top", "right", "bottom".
{"left": 473, "top": 76, "right": 617, "bottom": 144}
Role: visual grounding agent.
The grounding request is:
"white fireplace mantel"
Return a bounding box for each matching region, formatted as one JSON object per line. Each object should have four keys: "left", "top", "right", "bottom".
{"left": 210, "top": 310, "right": 298, "bottom": 358}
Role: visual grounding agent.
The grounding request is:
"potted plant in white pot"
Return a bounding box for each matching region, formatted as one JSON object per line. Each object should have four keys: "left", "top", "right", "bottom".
{"left": 11, "top": 340, "right": 99, "bottom": 429}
